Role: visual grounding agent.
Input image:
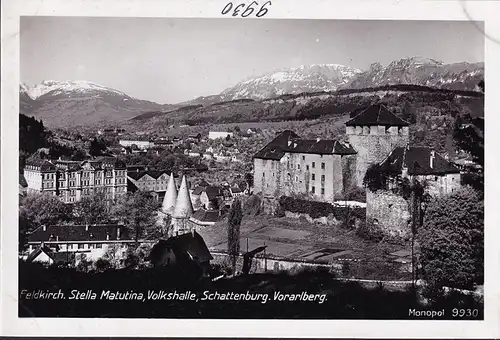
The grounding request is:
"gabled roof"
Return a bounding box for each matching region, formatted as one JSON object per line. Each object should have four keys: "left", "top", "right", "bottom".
{"left": 26, "top": 246, "right": 53, "bottom": 263}
{"left": 204, "top": 186, "right": 224, "bottom": 200}
{"left": 25, "top": 159, "right": 56, "bottom": 171}
{"left": 253, "top": 130, "right": 356, "bottom": 160}
{"left": 345, "top": 104, "right": 409, "bottom": 127}
{"left": 27, "top": 224, "right": 131, "bottom": 243}
{"left": 380, "top": 146, "right": 460, "bottom": 175}
{"left": 149, "top": 231, "right": 213, "bottom": 264}
{"left": 254, "top": 130, "right": 300, "bottom": 160}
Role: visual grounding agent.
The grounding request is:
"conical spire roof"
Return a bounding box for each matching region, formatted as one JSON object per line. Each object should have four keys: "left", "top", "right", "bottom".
{"left": 162, "top": 173, "right": 178, "bottom": 214}
{"left": 173, "top": 175, "right": 194, "bottom": 219}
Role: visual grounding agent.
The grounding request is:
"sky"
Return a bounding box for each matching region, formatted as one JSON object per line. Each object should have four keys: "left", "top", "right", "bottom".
{"left": 20, "top": 17, "right": 484, "bottom": 104}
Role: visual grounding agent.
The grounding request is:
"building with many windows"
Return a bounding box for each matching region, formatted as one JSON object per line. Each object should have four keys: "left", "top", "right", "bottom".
{"left": 23, "top": 157, "right": 127, "bottom": 203}
{"left": 24, "top": 224, "right": 138, "bottom": 266}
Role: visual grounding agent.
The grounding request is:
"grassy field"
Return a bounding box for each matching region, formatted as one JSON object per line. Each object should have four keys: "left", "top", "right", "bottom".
{"left": 198, "top": 215, "right": 406, "bottom": 262}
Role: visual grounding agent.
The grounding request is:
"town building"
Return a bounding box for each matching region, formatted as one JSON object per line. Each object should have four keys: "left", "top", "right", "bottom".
{"left": 119, "top": 139, "right": 153, "bottom": 150}
{"left": 208, "top": 131, "right": 234, "bottom": 140}
{"left": 366, "top": 145, "right": 461, "bottom": 239}
{"left": 23, "top": 157, "right": 127, "bottom": 203}
{"left": 253, "top": 130, "right": 358, "bottom": 202}
{"left": 127, "top": 170, "right": 170, "bottom": 193}
{"left": 24, "top": 224, "right": 135, "bottom": 265}
{"left": 148, "top": 230, "right": 213, "bottom": 276}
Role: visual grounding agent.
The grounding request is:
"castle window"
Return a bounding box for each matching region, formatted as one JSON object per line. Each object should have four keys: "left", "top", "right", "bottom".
{"left": 434, "top": 176, "right": 438, "bottom": 181}
{"left": 302, "top": 156, "right": 305, "bottom": 161}
{"left": 321, "top": 162, "right": 325, "bottom": 170}
{"left": 321, "top": 188, "right": 325, "bottom": 195}
{"left": 311, "top": 186, "right": 316, "bottom": 194}
{"left": 78, "top": 244, "right": 84, "bottom": 249}
{"left": 306, "top": 165, "right": 309, "bottom": 171}
{"left": 312, "top": 162, "right": 316, "bottom": 168}
{"left": 312, "top": 174, "right": 316, "bottom": 180}
{"left": 297, "top": 164, "right": 300, "bottom": 170}
{"left": 321, "top": 175, "right": 325, "bottom": 182}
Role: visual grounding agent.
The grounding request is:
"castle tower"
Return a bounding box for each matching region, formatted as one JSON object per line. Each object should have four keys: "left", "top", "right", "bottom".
{"left": 161, "top": 173, "right": 177, "bottom": 215}
{"left": 172, "top": 175, "right": 194, "bottom": 234}
{"left": 345, "top": 104, "right": 409, "bottom": 187}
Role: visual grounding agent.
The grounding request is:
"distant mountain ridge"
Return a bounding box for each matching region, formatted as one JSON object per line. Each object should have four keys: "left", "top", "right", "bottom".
{"left": 19, "top": 57, "right": 484, "bottom": 128}
{"left": 20, "top": 80, "right": 176, "bottom": 127}
{"left": 342, "top": 57, "right": 484, "bottom": 91}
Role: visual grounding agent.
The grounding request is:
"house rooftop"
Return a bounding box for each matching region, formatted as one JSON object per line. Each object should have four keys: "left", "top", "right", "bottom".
{"left": 380, "top": 146, "right": 460, "bottom": 176}
{"left": 149, "top": 231, "right": 213, "bottom": 264}
{"left": 254, "top": 130, "right": 356, "bottom": 160}
{"left": 27, "top": 224, "right": 131, "bottom": 243}
{"left": 345, "top": 104, "right": 409, "bottom": 127}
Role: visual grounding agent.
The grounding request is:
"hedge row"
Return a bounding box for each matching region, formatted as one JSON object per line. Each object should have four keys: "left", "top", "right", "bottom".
{"left": 278, "top": 196, "right": 365, "bottom": 220}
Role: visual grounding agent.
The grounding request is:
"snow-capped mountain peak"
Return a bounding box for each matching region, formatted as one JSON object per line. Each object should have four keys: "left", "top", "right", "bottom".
{"left": 220, "top": 64, "right": 362, "bottom": 100}
{"left": 21, "top": 80, "right": 131, "bottom": 100}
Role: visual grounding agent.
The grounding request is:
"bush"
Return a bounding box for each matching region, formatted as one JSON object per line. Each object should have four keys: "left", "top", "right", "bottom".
{"left": 278, "top": 195, "right": 365, "bottom": 221}
{"left": 417, "top": 187, "right": 483, "bottom": 290}
{"left": 355, "top": 219, "right": 385, "bottom": 242}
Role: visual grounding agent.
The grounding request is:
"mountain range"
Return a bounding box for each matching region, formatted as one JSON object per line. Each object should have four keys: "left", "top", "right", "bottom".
{"left": 20, "top": 57, "right": 484, "bottom": 128}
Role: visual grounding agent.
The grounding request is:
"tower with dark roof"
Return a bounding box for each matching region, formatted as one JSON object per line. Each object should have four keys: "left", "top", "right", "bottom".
{"left": 345, "top": 104, "right": 410, "bottom": 187}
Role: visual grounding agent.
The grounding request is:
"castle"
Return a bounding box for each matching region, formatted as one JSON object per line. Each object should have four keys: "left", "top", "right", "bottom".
{"left": 253, "top": 104, "right": 461, "bottom": 237}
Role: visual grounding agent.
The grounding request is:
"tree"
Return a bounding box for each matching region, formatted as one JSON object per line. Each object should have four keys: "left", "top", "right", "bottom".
{"left": 453, "top": 113, "right": 483, "bottom": 193}
{"left": 227, "top": 198, "right": 243, "bottom": 274}
{"left": 417, "top": 187, "right": 483, "bottom": 290}
{"left": 73, "top": 192, "right": 109, "bottom": 225}
{"left": 111, "top": 191, "right": 161, "bottom": 244}
{"left": 20, "top": 193, "right": 72, "bottom": 228}
{"left": 89, "top": 137, "right": 107, "bottom": 157}
{"left": 363, "top": 164, "right": 388, "bottom": 191}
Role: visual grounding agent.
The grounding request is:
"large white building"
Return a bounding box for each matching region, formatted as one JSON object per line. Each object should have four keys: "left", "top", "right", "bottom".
{"left": 23, "top": 158, "right": 127, "bottom": 203}
{"left": 208, "top": 131, "right": 234, "bottom": 140}
{"left": 119, "top": 139, "right": 153, "bottom": 149}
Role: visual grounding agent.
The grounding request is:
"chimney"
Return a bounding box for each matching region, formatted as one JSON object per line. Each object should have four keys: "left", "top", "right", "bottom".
{"left": 117, "top": 227, "right": 121, "bottom": 240}
{"left": 287, "top": 140, "right": 292, "bottom": 147}
{"left": 191, "top": 228, "right": 195, "bottom": 237}
{"left": 106, "top": 233, "right": 110, "bottom": 241}
{"left": 316, "top": 138, "right": 320, "bottom": 142}
{"left": 430, "top": 150, "right": 435, "bottom": 169}
{"left": 85, "top": 225, "right": 89, "bottom": 231}
{"left": 56, "top": 235, "right": 59, "bottom": 242}
{"left": 42, "top": 225, "right": 46, "bottom": 232}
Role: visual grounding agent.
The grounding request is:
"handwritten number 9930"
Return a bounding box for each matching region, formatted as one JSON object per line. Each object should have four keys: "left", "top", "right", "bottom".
{"left": 221, "top": 1, "right": 272, "bottom": 17}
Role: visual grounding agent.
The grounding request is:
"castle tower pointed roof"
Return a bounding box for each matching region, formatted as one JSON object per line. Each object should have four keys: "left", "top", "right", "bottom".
{"left": 173, "top": 175, "right": 194, "bottom": 219}
{"left": 162, "top": 173, "right": 177, "bottom": 215}
{"left": 345, "top": 104, "right": 409, "bottom": 127}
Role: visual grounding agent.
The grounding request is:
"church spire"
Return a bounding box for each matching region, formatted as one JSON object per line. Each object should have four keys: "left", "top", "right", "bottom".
{"left": 162, "top": 173, "right": 177, "bottom": 215}
{"left": 173, "top": 175, "right": 193, "bottom": 219}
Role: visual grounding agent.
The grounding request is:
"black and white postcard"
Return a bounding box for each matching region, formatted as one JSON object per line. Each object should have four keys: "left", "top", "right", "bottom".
{"left": 1, "top": 0, "right": 500, "bottom": 338}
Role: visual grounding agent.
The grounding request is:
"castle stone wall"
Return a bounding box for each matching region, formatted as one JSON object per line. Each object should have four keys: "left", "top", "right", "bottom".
{"left": 347, "top": 127, "right": 409, "bottom": 187}
{"left": 366, "top": 190, "right": 411, "bottom": 239}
